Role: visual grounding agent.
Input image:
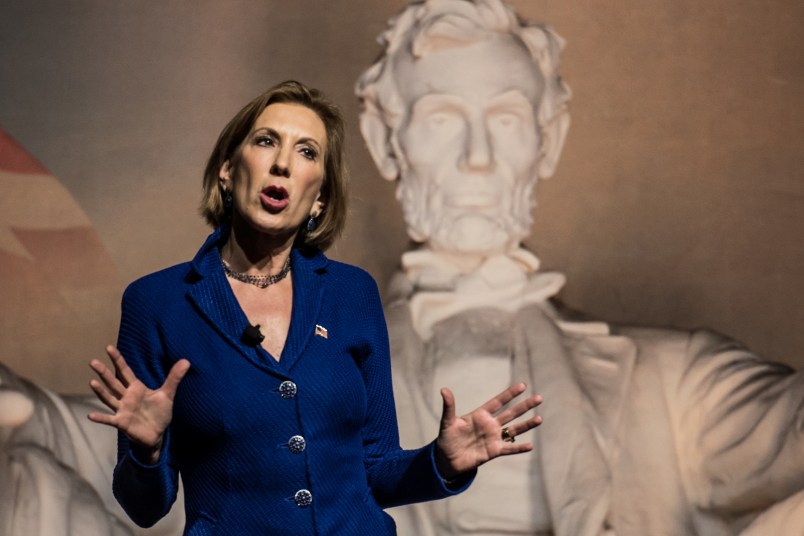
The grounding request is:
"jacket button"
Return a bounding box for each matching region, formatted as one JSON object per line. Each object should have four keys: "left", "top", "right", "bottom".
{"left": 294, "top": 489, "right": 313, "bottom": 507}
{"left": 288, "top": 435, "right": 306, "bottom": 454}
{"left": 279, "top": 381, "right": 297, "bottom": 399}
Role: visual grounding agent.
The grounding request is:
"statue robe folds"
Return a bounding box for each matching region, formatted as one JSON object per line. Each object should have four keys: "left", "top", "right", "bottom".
{"left": 0, "top": 362, "right": 184, "bottom": 536}
{"left": 386, "top": 250, "right": 804, "bottom": 536}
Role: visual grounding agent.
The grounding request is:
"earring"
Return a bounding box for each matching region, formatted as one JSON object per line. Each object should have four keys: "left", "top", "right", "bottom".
{"left": 306, "top": 215, "right": 317, "bottom": 232}
{"left": 223, "top": 190, "right": 233, "bottom": 209}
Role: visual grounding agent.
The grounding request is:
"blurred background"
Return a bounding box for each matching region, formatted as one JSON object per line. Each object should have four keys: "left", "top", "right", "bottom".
{"left": 1, "top": 0, "right": 802, "bottom": 394}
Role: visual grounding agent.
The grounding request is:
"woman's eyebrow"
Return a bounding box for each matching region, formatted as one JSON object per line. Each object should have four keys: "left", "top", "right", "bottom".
{"left": 252, "top": 127, "right": 322, "bottom": 150}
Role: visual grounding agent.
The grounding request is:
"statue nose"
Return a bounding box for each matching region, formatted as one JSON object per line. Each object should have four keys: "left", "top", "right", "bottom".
{"left": 462, "top": 119, "right": 493, "bottom": 172}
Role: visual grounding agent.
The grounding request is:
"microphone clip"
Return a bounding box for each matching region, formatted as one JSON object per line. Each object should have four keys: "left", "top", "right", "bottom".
{"left": 242, "top": 324, "right": 265, "bottom": 347}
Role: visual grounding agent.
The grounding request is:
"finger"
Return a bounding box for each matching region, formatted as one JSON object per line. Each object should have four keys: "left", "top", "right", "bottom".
{"left": 480, "top": 383, "right": 527, "bottom": 415}
{"left": 89, "top": 359, "right": 126, "bottom": 399}
{"left": 502, "top": 415, "right": 543, "bottom": 439}
{"left": 89, "top": 378, "right": 121, "bottom": 411}
{"left": 162, "top": 359, "right": 191, "bottom": 400}
{"left": 494, "top": 394, "right": 543, "bottom": 424}
{"left": 87, "top": 411, "right": 118, "bottom": 428}
{"left": 106, "top": 345, "right": 138, "bottom": 387}
{"left": 439, "top": 387, "right": 456, "bottom": 429}
{"left": 496, "top": 441, "right": 534, "bottom": 458}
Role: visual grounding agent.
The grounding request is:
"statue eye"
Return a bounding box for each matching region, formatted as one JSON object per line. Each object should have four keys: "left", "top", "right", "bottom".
{"left": 426, "top": 109, "right": 461, "bottom": 128}
{"left": 429, "top": 112, "right": 448, "bottom": 126}
{"left": 493, "top": 112, "right": 519, "bottom": 128}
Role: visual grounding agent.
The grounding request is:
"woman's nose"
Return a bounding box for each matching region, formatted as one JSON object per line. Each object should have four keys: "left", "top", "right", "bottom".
{"left": 270, "top": 148, "right": 292, "bottom": 177}
{"left": 270, "top": 162, "right": 290, "bottom": 177}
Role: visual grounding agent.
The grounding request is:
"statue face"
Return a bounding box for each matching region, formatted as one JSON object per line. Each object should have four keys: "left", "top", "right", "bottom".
{"left": 394, "top": 34, "right": 544, "bottom": 254}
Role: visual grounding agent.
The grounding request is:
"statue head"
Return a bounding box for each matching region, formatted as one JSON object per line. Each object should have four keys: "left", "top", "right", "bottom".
{"left": 356, "top": 0, "right": 570, "bottom": 257}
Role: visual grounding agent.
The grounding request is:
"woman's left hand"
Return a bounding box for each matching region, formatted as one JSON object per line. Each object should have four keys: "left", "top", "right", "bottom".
{"left": 434, "top": 383, "right": 543, "bottom": 481}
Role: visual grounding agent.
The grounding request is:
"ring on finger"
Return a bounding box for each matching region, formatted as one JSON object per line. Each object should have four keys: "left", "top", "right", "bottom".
{"left": 501, "top": 426, "right": 515, "bottom": 443}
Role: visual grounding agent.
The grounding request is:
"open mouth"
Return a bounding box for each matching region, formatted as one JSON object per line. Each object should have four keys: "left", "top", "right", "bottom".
{"left": 260, "top": 185, "right": 290, "bottom": 209}
{"left": 263, "top": 185, "right": 288, "bottom": 201}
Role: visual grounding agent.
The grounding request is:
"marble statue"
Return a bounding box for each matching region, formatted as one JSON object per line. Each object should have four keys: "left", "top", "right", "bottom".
{"left": 355, "top": 1, "right": 804, "bottom": 535}
{"left": 0, "top": 361, "right": 183, "bottom": 536}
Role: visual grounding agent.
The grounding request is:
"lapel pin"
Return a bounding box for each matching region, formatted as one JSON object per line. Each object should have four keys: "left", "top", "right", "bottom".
{"left": 315, "top": 324, "right": 328, "bottom": 339}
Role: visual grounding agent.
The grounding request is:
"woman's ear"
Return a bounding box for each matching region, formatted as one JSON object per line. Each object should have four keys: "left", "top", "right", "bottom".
{"left": 311, "top": 199, "right": 324, "bottom": 218}
{"left": 219, "top": 160, "right": 232, "bottom": 188}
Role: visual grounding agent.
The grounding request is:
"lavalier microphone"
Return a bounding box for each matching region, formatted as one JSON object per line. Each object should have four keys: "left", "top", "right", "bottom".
{"left": 242, "top": 324, "right": 265, "bottom": 347}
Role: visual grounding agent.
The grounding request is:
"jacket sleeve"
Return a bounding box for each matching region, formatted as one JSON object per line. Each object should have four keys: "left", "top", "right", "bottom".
{"left": 353, "top": 274, "right": 474, "bottom": 508}
{"left": 111, "top": 281, "right": 180, "bottom": 527}
{"left": 676, "top": 329, "right": 804, "bottom": 514}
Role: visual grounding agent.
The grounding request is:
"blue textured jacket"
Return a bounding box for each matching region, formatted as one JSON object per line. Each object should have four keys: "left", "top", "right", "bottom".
{"left": 112, "top": 226, "right": 472, "bottom": 535}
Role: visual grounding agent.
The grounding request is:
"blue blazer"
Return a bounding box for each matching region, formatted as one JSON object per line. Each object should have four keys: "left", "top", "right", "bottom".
{"left": 112, "top": 225, "right": 471, "bottom": 535}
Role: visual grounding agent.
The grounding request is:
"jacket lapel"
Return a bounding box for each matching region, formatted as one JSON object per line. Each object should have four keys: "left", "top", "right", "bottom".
{"left": 516, "top": 304, "right": 612, "bottom": 536}
{"left": 516, "top": 306, "right": 639, "bottom": 536}
{"left": 278, "top": 248, "right": 327, "bottom": 372}
{"left": 183, "top": 226, "right": 289, "bottom": 377}
{"left": 564, "top": 330, "right": 637, "bottom": 451}
{"left": 184, "top": 229, "right": 330, "bottom": 376}
{"left": 186, "top": 251, "right": 288, "bottom": 377}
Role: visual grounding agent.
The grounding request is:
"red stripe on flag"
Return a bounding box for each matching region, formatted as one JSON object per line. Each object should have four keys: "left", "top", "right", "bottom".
{"left": 0, "top": 128, "right": 48, "bottom": 174}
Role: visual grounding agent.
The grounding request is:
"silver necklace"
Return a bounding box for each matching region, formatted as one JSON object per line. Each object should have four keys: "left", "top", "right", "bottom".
{"left": 221, "top": 255, "right": 291, "bottom": 288}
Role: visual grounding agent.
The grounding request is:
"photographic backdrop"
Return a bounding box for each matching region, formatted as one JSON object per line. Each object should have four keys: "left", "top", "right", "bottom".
{"left": 1, "top": 0, "right": 802, "bottom": 393}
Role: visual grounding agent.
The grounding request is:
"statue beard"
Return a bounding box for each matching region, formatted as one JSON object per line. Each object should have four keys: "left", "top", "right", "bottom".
{"left": 397, "top": 172, "right": 537, "bottom": 256}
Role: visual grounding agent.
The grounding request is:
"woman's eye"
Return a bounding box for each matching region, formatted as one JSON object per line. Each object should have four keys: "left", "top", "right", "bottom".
{"left": 255, "top": 135, "right": 275, "bottom": 147}
{"left": 300, "top": 147, "right": 317, "bottom": 160}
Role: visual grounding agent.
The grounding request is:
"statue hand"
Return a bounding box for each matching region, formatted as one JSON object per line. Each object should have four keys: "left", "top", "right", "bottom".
{"left": 434, "top": 383, "right": 542, "bottom": 480}
{"left": 88, "top": 345, "right": 190, "bottom": 463}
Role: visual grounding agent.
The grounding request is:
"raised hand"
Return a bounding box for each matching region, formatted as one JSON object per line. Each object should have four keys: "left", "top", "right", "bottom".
{"left": 88, "top": 345, "right": 190, "bottom": 463}
{"left": 435, "top": 383, "right": 543, "bottom": 480}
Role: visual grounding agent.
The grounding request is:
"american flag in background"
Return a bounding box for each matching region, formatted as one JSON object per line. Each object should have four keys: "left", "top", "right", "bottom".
{"left": 0, "top": 127, "right": 120, "bottom": 386}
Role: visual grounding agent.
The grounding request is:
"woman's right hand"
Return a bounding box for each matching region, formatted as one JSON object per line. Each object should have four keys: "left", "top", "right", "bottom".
{"left": 88, "top": 345, "right": 190, "bottom": 464}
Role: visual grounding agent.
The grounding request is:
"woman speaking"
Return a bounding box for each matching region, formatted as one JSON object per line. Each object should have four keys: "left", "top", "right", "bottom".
{"left": 87, "top": 80, "right": 542, "bottom": 535}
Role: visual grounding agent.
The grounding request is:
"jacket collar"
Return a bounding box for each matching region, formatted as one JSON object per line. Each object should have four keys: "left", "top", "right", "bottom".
{"left": 185, "top": 224, "right": 329, "bottom": 377}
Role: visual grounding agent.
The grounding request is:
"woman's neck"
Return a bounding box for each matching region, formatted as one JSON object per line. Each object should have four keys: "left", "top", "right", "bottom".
{"left": 222, "top": 218, "right": 296, "bottom": 275}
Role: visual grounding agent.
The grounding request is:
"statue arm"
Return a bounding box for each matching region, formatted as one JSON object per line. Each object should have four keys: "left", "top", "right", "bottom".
{"left": 676, "top": 330, "right": 804, "bottom": 514}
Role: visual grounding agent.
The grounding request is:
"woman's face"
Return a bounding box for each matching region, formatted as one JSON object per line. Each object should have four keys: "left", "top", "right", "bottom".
{"left": 220, "top": 102, "right": 327, "bottom": 244}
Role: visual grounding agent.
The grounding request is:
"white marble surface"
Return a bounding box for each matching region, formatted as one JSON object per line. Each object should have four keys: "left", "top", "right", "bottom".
{"left": 357, "top": 1, "right": 804, "bottom": 534}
